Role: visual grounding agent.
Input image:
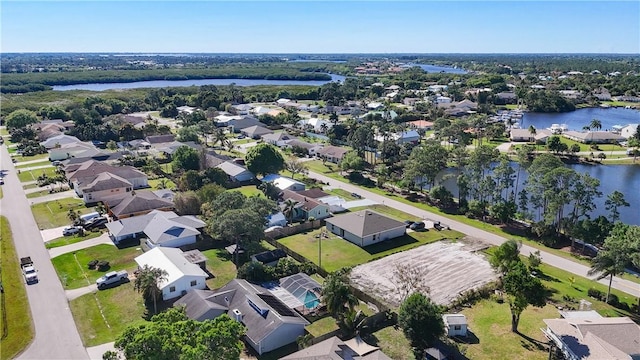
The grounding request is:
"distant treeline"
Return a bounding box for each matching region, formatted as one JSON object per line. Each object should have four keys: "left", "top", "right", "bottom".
{"left": 0, "top": 66, "right": 332, "bottom": 93}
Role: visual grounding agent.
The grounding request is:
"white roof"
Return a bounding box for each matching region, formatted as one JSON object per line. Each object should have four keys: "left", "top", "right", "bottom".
{"left": 215, "top": 161, "right": 252, "bottom": 178}
{"left": 135, "top": 247, "right": 207, "bottom": 289}
{"left": 261, "top": 174, "right": 304, "bottom": 191}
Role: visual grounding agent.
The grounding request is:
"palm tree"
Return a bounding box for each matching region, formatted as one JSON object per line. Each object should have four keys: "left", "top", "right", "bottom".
{"left": 528, "top": 125, "right": 536, "bottom": 143}
{"left": 224, "top": 139, "right": 236, "bottom": 154}
{"left": 134, "top": 265, "right": 168, "bottom": 314}
{"left": 155, "top": 178, "right": 168, "bottom": 190}
{"left": 212, "top": 128, "right": 227, "bottom": 148}
{"left": 283, "top": 199, "right": 298, "bottom": 224}
{"left": 590, "top": 118, "right": 602, "bottom": 132}
{"left": 321, "top": 272, "right": 359, "bottom": 318}
{"left": 337, "top": 309, "right": 369, "bottom": 338}
{"left": 587, "top": 249, "right": 625, "bottom": 304}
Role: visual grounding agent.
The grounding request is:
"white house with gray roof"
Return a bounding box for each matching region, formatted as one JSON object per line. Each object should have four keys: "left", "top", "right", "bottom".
{"left": 325, "top": 210, "right": 406, "bottom": 247}
{"left": 175, "top": 279, "right": 309, "bottom": 355}
{"left": 215, "top": 161, "right": 254, "bottom": 183}
{"left": 135, "top": 247, "right": 208, "bottom": 300}
{"left": 105, "top": 210, "right": 205, "bottom": 248}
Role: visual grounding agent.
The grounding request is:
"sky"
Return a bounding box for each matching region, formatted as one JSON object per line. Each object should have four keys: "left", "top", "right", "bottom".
{"left": 1, "top": 1, "right": 639, "bottom": 54}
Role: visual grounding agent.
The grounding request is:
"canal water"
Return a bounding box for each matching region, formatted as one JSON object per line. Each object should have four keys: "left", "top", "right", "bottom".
{"left": 520, "top": 107, "right": 639, "bottom": 131}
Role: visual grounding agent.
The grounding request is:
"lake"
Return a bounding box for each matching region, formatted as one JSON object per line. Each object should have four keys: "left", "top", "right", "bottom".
{"left": 52, "top": 73, "right": 347, "bottom": 91}
{"left": 404, "top": 63, "right": 468, "bottom": 74}
{"left": 437, "top": 163, "right": 640, "bottom": 226}
{"left": 521, "top": 107, "right": 640, "bottom": 131}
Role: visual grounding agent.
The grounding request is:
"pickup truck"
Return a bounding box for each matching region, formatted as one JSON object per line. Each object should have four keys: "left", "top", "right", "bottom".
{"left": 96, "top": 270, "right": 129, "bottom": 290}
{"left": 20, "top": 257, "right": 39, "bottom": 284}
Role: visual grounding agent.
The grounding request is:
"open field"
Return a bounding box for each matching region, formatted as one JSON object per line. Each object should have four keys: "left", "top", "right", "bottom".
{"left": 69, "top": 282, "right": 146, "bottom": 347}
{"left": 31, "top": 198, "right": 93, "bottom": 229}
{"left": 51, "top": 244, "right": 140, "bottom": 290}
{"left": 278, "top": 226, "right": 462, "bottom": 273}
{"left": 45, "top": 231, "right": 103, "bottom": 249}
{"left": 0, "top": 217, "right": 34, "bottom": 360}
{"left": 350, "top": 239, "right": 498, "bottom": 308}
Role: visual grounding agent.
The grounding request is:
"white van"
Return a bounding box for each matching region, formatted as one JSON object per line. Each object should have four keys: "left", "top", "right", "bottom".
{"left": 80, "top": 212, "right": 101, "bottom": 223}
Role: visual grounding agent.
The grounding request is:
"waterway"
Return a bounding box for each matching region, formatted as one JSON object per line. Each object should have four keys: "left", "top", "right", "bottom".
{"left": 437, "top": 163, "right": 640, "bottom": 226}
{"left": 520, "top": 107, "right": 639, "bottom": 131}
{"left": 52, "top": 73, "right": 347, "bottom": 91}
{"left": 405, "top": 63, "right": 468, "bottom": 74}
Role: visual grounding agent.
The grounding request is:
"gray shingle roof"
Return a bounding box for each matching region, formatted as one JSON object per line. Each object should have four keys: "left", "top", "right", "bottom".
{"left": 108, "top": 190, "right": 174, "bottom": 218}
{"left": 325, "top": 210, "right": 405, "bottom": 237}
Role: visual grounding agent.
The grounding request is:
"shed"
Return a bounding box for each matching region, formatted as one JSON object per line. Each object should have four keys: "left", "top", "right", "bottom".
{"left": 443, "top": 314, "right": 468, "bottom": 337}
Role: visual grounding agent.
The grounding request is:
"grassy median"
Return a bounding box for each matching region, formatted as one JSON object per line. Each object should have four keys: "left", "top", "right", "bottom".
{"left": 0, "top": 216, "right": 34, "bottom": 360}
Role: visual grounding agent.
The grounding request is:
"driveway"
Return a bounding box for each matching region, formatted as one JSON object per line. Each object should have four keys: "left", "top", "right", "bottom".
{"left": 41, "top": 225, "right": 70, "bottom": 242}
{"left": 66, "top": 284, "right": 98, "bottom": 301}
{"left": 48, "top": 233, "right": 114, "bottom": 258}
{"left": 29, "top": 189, "right": 77, "bottom": 205}
{"left": 307, "top": 170, "right": 640, "bottom": 298}
{"left": 0, "top": 145, "right": 89, "bottom": 359}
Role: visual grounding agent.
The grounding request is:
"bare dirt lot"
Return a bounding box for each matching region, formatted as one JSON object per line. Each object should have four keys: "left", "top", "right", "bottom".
{"left": 349, "top": 238, "right": 498, "bottom": 308}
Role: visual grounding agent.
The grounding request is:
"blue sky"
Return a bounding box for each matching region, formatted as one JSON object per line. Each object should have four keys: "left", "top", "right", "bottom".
{"left": 1, "top": 1, "right": 638, "bottom": 53}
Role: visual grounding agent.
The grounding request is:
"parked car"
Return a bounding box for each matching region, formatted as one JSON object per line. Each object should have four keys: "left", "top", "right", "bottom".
{"left": 409, "top": 221, "right": 426, "bottom": 231}
{"left": 52, "top": 160, "right": 62, "bottom": 166}
{"left": 63, "top": 226, "right": 82, "bottom": 236}
{"left": 83, "top": 216, "right": 107, "bottom": 230}
{"left": 404, "top": 220, "right": 415, "bottom": 228}
{"left": 351, "top": 192, "right": 362, "bottom": 199}
{"left": 96, "top": 270, "right": 129, "bottom": 290}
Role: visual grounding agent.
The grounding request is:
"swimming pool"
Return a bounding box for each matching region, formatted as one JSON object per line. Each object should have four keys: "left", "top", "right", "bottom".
{"left": 300, "top": 291, "right": 321, "bottom": 309}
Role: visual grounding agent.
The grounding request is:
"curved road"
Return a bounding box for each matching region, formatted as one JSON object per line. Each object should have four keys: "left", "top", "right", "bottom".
{"left": 308, "top": 170, "right": 640, "bottom": 298}
{"left": 1, "top": 144, "right": 88, "bottom": 359}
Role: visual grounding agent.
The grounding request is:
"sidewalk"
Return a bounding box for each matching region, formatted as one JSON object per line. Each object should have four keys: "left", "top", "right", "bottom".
{"left": 86, "top": 342, "right": 116, "bottom": 360}
{"left": 48, "top": 233, "right": 114, "bottom": 258}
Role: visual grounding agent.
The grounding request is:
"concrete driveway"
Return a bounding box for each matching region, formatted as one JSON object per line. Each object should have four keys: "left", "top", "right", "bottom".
{"left": 0, "top": 144, "right": 89, "bottom": 359}
{"left": 307, "top": 170, "right": 640, "bottom": 298}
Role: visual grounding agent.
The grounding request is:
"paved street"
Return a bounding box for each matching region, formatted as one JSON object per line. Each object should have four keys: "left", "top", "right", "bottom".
{"left": 307, "top": 170, "right": 640, "bottom": 298}
{"left": 1, "top": 144, "right": 89, "bottom": 360}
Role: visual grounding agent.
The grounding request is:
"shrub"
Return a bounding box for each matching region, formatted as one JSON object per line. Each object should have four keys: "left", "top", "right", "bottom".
{"left": 587, "top": 288, "right": 604, "bottom": 300}
{"left": 606, "top": 294, "right": 619, "bottom": 307}
{"left": 87, "top": 259, "right": 98, "bottom": 269}
{"left": 97, "top": 260, "right": 110, "bottom": 271}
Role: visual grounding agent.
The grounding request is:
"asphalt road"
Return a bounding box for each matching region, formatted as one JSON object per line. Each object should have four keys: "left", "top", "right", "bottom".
{"left": 308, "top": 170, "right": 640, "bottom": 298}
{"left": 1, "top": 145, "right": 89, "bottom": 359}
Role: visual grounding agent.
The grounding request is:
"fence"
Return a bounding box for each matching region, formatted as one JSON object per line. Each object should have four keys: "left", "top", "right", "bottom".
{"left": 264, "top": 220, "right": 323, "bottom": 240}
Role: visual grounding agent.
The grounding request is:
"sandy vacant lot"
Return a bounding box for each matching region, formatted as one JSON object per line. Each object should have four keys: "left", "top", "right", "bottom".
{"left": 349, "top": 239, "right": 498, "bottom": 308}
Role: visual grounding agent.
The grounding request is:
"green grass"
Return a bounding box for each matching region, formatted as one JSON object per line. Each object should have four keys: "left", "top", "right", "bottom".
{"left": 201, "top": 246, "right": 238, "bottom": 290}
{"left": 26, "top": 189, "right": 55, "bottom": 199}
{"left": 147, "top": 177, "right": 177, "bottom": 190}
{"left": 0, "top": 128, "right": 8, "bottom": 136}
{"left": 45, "top": 231, "right": 103, "bottom": 249}
{"left": 31, "top": 198, "right": 93, "bottom": 229}
{"left": 601, "top": 100, "right": 640, "bottom": 108}
{"left": 364, "top": 326, "right": 414, "bottom": 360}
{"left": 305, "top": 316, "right": 339, "bottom": 337}
{"left": 0, "top": 216, "right": 34, "bottom": 360}
{"left": 235, "top": 185, "right": 264, "bottom": 198}
{"left": 22, "top": 183, "right": 40, "bottom": 190}
{"left": 17, "top": 167, "right": 58, "bottom": 182}
{"left": 51, "top": 244, "right": 140, "bottom": 290}
{"left": 69, "top": 282, "right": 146, "bottom": 347}
{"left": 15, "top": 160, "right": 52, "bottom": 169}
{"left": 460, "top": 300, "right": 559, "bottom": 360}
{"left": 12, "top": 153, "right": 49, "bottom": 162}
{"left": 278, "top": 225, "right": 463, "bottom": 273}
{"left": 323, "top": 188, "right": 358, "bottom": 200}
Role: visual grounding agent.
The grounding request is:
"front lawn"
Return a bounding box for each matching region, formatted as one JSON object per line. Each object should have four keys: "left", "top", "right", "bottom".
{"left": 45, "top": 231, "right": 103, "bottom": 249}
{"left": 201, "top": 246, "right": 238, "bottom": 290}
{"left": 278, "top": 227, "right": 462, "bottom": 273}
{"left": 51, "top": 244, "right": 140, "bottom": 290}
{"left": 15, "top": 160, "right": 52, "bottom": 169}
{"left": 12, "top": 153, "right": 49, "bottom": 163}
{"left": 31, "top": 198, "right": 93, "bottom": 229}
{"left": 17, "top": 167, "right": 58, "bottom": 182}
{"left": 69, "top": 282, "right": 146, "bottom": 347}
{"left": 0, "top": 217, "right": 34, "bottom": 360}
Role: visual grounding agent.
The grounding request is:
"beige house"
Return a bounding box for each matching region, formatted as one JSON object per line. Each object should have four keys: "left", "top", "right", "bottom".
{"left": 66, "top": 160, "right": 148, "bottom": 204}
{"left": 325, "top": 210, "right": 406, "bottom": 247}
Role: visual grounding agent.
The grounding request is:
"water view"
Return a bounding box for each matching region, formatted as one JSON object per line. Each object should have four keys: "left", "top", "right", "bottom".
{"left": 405, "top": 63, "right": 468, "bottom": 74}
{"left": 521, "top": 107, "right": 640, "bottom": 131}
{"left": 52, "top": 73, "right": 347, "bottom": 91}
{"left": 438, "top": 162, "right": 640, "bottom": 226}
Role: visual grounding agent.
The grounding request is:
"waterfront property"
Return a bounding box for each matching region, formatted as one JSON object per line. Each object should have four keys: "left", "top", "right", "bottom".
{"left": 563, "top": 130, "right": 624, "bottom": 144}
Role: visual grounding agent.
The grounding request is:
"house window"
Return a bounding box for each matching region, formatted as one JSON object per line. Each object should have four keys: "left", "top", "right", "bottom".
{"left": 169, "top": 286, "right": 176, "bottom": 292}
{"left": 190, "top": 280, "right": 197, "bottom": 287}
{"left": 454, "top": 325, "right": 461, "bottom": 330}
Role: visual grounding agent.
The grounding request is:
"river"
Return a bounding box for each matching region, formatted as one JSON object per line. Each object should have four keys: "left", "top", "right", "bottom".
{"left": 52, "top": 73, "right": 347, "bottom": 91}
{"left": 404, "top": 63, "right": 468, "bottom": 74}
{"left": 437, "top": 163, "right": 640, "bottom": 226}
{"left": 520, "top": 107, "right": 640, "bottom": 131}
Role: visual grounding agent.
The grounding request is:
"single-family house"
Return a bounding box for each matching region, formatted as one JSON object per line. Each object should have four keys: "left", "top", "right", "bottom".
{"left": 297, "top": 118, "right": 333, "bottom": 133}
{"left": 66, "top": 160, "right": 148, "bottom": 203}
{"left": 281, "top": 336, "right": 392, "bottom": 360}
{"left": 41, "top": 134, "right": 82, "bottom": 149}
{"left": 135, "top": 247, "right": 208, "bottom": 300}
{"left": 563, "top": 131, "right": 624, "bottom": 144}
{"left": 78, "top": 172, "right": 134, "bottom": 204}
{"left": 542, "top": 312, "right": 640, "bottom": 360}
{"left": 495, "top": 92, "right": 517, "bottom": 104}
{"left": 175, "top": 279, "right": 309, "bottom": 355}
{"left": 105, "top": 190, "right": 174, "bottom": 219}
{"left": 215, "top": 161, "right": 255, "bottom": 183}
{"left": 620, "top": 124, "right": 639, "bottom": 139}
{"left": 593, "top": 88, "right": 612, "bottom": 101}
{"left": 251, "top": 249, "right": 287, "bottom": 266}
{"left": 231, "top": 104, "right": 253, "bottom": 115}
{"left": 325, "top": 210, "right": 406, "bottom": 247}
{"left": 177, "top": 106, "right": 197, "bottom": 114}
{"left": 284, "top": 139, "right": 323, "bottom": 156}
{"left": 296, "top": 188, "right": 329, "bottom": 199}
{"left": 367, "top": 102, "right": 384, "bottom": 110}
{"left": 262, "top": 132, "right": 294, "bottom": 147}
{"left": 242, "top": 125, "right": 274, "bottom": 139}
{"left": 443, "top": 314, "right": 468, "bottom": 337}
{"left": 375, "top": 130, "right": 421, "bottom": 145}
{"left": 48, "top": 141, "right": 105, "bottom": 161}
{"left": 266, "top": 212, "right": 287, "bottom": 228}
{"left": 509, "top": 128, "right": 536, "bottom": 142}
{"left": 105, "top": 210, "right": 205, "bottom": 248}
{"left": 280, "top": 189, "right": 331, "bottom": 221}
{"left": 225, "top": 116, "right": 264, "bottom": 132}
{"left": 146, "top": 134, "right": 176, "bottom": 144}
{"left": 316, "top": 146, "right": 349, "bottom": 164}
{"left": 261, "top": 174, "right": 305, "bottom": 192}
{"left": 32, "top": 121, "right": 69, "bottom": 141}
{"left": 407, "top": 120, "right": 434, "bottom": 130}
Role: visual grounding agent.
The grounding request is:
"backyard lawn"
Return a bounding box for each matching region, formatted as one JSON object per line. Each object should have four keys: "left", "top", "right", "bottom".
{"left": 363, "top": 326, "right": 414, "bottom": 360}
{"left": 45, "top": 231, "right": 103, "bottom": 249}
{"left": 147, "top": 177, "right": 177, "bottom": 190}
{"left": 51, "top": 244, "right": 141, "bottom": 290}
{"left": 31, "top": 198, "right": 94, "bottom": 229}
{"left": 305, "top": 316, "right": 338, "bottom": 337}
{"left": 278, "top": 227, "right": 463, "bottom": 273}
{"left": 69, "top": 282, "right": 146, "bottom": 347}
{"left": 0, "top": 217, "right": 34, "bottom": 360}
{"left": 201, "top": 246, "right": 238, "bottom": 290}
{"left": 235, "top": 185, "right": 264, "bottom": 198}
